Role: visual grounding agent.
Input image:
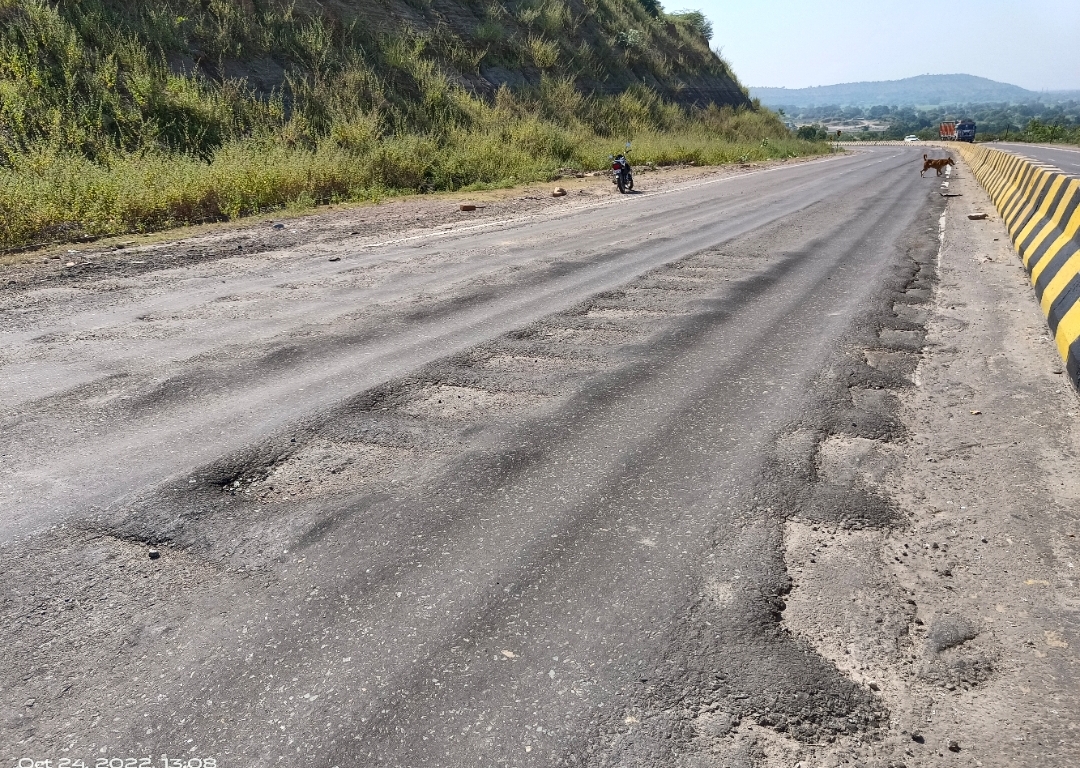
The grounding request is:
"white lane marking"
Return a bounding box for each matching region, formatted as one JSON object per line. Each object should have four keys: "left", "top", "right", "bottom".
{"left": 937, "top": 208, "right": 948, "bottom": 276}
{"left": 992, "top": 148, "right": 1066, "bottom": 175}
{"left": 999, "top": 143, "right": 1080, "bottom": 156}
{"left": 915, "top": 206, "right": 948, "bottom": 391}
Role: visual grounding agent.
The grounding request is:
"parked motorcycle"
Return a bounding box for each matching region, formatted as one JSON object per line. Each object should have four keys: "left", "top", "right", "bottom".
{"left": 611, "top": 144, "right": 634, "bottom": 193}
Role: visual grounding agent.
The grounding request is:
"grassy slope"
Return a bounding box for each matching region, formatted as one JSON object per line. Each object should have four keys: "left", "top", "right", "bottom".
{"left": 0, "top": 0, "right": 823, "bottom": 248}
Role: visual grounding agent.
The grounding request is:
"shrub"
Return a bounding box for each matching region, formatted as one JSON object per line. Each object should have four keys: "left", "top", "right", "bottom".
{"left": 0, "top": 0, "right": 827, "bottom": 249}
{"left": 669, "top": 10, "right": 713, "bottom": 41}
{"left": 796, "top": 124, "right": 828, "bottom": 141}
{"left": 637, "top": 0, "right": 663, "bottom": 18}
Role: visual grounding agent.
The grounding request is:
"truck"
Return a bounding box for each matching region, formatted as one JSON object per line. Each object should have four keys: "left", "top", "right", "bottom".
{"left": 939, "top": 120, "right": 976, "bottom": 142}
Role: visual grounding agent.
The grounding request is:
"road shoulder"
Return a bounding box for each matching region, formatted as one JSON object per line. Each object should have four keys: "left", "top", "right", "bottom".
{"left": 778, "top": 155, "right": 1080, "bottom": 767}
{"left": 0, "top": 155, "right": 833, "bottom": 277}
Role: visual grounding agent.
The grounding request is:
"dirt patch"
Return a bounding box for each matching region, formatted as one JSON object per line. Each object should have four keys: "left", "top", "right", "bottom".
{"left": 252, "top": 439, "right": 415, "bottom": 502}
{"left": 584, "top": 307, "right": 667, "bottom": 320}
{"left": 771, "top": 160, "right": 1080, "bottom": 767}
{"left": 815, "top": 434, "right": 891, "bottom": 487}
{"left": 0, "top": 158, "right": 822, "bottom": 280}
{"left": 480, "top": 354, "right": 585, "bottom": 374}
{"left": 399, "top": 383, "right": 546, "bottom": 420}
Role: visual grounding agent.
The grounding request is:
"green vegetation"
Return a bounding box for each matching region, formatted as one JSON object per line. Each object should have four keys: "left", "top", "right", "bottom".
{"left": 667, "top": 10, "right": 713, "bottom": 40}
{"left": 789, "top": 101, "right": 1080, "bottom": 143}
{"left": 795, "top": 124, "right": 829, "bottom": 141}
{"left": 0, "top": 0, "right": 819, "bottom": 250}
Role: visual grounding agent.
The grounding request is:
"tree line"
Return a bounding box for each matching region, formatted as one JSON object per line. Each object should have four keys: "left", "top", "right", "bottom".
{"left": 780, "top": 101, "right": 1080, "bottom": 143}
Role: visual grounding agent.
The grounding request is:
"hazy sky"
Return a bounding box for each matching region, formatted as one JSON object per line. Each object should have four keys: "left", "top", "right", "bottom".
{"left": 693, "top": 2, "right": 1080, "bottom": 91}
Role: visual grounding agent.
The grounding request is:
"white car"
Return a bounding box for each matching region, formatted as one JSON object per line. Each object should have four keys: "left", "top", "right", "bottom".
{"left": 904, "top": 135, "right": 920, "bottom": 142}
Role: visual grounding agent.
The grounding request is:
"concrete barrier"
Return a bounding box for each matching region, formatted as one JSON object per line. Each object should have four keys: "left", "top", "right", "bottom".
{"left": 956, "top": 143, "right": 1080, "bottom": 388}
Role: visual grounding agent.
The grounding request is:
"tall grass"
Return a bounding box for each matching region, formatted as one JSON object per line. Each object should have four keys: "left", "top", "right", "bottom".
{"left": 0, "top": 0, "right": 823, "bottom": 248}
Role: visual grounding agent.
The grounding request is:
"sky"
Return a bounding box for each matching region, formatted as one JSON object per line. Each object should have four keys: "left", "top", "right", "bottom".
{"left": 692, "top": 2, "right": 1080, "bottom": 92}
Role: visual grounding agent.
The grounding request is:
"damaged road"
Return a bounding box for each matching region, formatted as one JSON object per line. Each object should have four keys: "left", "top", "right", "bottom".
{"left": 2, "top": 147, "right": 1078, "bottom": 767}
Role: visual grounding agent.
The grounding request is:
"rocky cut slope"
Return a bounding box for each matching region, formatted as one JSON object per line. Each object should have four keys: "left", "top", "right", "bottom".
{"left": 1, "top": 0, "right": 798, "bottom": 251}
{"left": 354, "top": 0, "right": 749, "bottom": 107}
{"left": 0, "top": 0, "right": 749, "bottom": 163}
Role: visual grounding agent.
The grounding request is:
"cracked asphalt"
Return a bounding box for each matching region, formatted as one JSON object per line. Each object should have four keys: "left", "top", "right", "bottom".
{"left": 2, "top": 146, "right": 1078, "bottom": 767}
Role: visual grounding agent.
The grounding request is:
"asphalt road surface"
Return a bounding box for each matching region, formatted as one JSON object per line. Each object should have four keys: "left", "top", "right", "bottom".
{"left": 0, "top": 148, "right": 913, "bottom": 543}
{"left": 7, "top": 145, "right": 1074, "bottom": 767}
{"left": 994, "top": 141, "right": 1080, "bottom": 177}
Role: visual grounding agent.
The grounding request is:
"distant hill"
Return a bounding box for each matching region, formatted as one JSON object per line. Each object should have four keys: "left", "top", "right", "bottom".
{"left": 750, "top": 74, "right": 1076, "bottom": 108}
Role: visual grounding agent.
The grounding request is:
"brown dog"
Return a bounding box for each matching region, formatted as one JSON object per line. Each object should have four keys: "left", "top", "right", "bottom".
{"left": 921, "top": 154, "right": 955, "bottom": 177}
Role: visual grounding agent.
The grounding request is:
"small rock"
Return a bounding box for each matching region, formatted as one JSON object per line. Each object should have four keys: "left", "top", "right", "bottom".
{"left": 24, "top": 698, "right": 35, "bottom": 708}
{"left": 552, "top": 187, "right": 567, "bottom": 197}
{"left": 148, "top": 548, "right": 161, "bottom": 560}
{"left": 868, "top": 681, "right": 880, "bottom": 691}
{"left": 65, "top": 261, "right": 76, "bottom": 267}
{"left": 911, "top": 732, "right": 925, "bottom": 744}
{"left": 948, "top": 741, "right": 960, "bottom": 752}
{"left": 968, "top": 213, "right": 988, "bottom": 220}
{"left": 328, "top": 256, "right": 341, "bottom": 262}
{"left": 272, "top": 223, "right": 285, "bottom": 229}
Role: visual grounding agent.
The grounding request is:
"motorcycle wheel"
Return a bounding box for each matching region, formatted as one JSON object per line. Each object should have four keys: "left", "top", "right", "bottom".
{"left": 626, "top": 174, "right": 634, "bottom": 191}
{"left": 616, "top": 175, "right": 625, "bottom": 194}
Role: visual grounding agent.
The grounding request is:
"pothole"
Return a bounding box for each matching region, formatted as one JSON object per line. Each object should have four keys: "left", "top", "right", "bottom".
{"left": 893, "top": 303, "right": 930, "bottom": 325}
{"left": 782, "top": 521, "right": 909, "bottom": 720}
{"left": 584, "top": 307, "right": 666, "bottom": 320}
{"left": 864, "top": 349, "right": 913, "bottom": 375}
{"left": 253, "top": 439, "right": 413, "bottom": 501}
{"left": 636, "top": 275, "right": 711, "bottom": 290}
{"left": 850, "top": 387, "right": 896, "bottom": 415}
{"left": 816, "top": 434, "right": 890, "bottom": 487}
{"left": 535, "top": 325, "right": 637, "bottom": 345}
{"left": 878, "top": 328, "right": 923, "bottom": 348}
{"left": 399, "top": 383, "right": 544, "bottom": 420}
{"left": 480, "top": 354, "right": 582, "bottom": 374}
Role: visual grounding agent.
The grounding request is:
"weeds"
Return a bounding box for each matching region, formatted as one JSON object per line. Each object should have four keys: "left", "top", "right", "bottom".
{"left": 0, "top": 0, "right": 824, "bottom": 249}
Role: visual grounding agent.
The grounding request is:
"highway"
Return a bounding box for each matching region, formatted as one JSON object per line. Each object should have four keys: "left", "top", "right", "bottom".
{"left": 994, "top": 141, "right": 1080, "bottom": 176}
{"left": 2, "top": 145, "right": 1078, "bottom": 767}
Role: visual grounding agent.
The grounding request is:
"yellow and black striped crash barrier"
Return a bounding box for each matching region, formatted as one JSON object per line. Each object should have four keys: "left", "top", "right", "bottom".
{"left": 956, "top": 144, "right": 1080, "bottom": 388}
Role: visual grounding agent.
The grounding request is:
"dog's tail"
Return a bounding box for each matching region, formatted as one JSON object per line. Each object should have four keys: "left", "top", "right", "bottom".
{"left": 923, "top": 154, "right": 928, "bottom": 161}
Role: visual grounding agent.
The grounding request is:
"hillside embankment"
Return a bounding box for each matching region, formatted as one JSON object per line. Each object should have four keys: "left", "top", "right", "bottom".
{"left": 0, "top": 0, "right": 823, "bottom": 250}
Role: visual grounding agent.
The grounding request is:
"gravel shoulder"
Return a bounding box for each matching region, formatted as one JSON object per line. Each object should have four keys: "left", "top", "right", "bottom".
{"left": 0, "top": 156, "right": 826, "bottom": 279}
{"left": 774, "top": 155, "right": 1080, "bottom": 767}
